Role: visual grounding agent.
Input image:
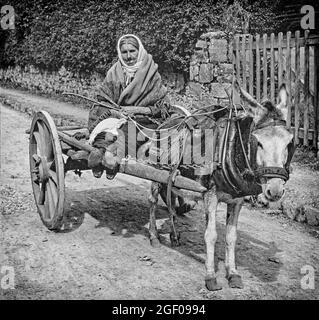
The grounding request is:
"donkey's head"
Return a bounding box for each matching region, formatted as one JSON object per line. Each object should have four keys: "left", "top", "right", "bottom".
{"left": 234, "top": 80, "right": 294, "bottom": 202}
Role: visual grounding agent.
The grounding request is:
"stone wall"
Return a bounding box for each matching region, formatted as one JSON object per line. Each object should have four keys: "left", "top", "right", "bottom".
{"left": 0, "top": 65, "right": 104, "bottom": 99}
{"left": 188, "top": 31, "right": 234, "bottom": 108}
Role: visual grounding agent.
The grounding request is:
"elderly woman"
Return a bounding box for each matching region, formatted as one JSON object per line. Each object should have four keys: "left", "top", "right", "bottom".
{"left": 87, "top": 34, "right": 171, "bottom": 177}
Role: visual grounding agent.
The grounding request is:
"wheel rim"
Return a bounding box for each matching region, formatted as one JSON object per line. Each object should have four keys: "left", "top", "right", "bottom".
{"left": 29, "top": 111, "right": 65, "bottom": 229}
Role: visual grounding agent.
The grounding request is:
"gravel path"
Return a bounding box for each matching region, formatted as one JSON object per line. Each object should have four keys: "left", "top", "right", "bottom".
{"left": 1, "top": 91, "right": 319, "bottom": 299}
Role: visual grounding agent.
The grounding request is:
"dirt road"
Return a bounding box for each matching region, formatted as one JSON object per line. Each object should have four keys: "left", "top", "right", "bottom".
{"left": 1, "top": 103, "right": 319, "bottom": 300}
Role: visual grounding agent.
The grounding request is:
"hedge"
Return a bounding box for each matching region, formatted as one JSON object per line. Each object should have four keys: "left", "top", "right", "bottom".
{"left": 0, "top": 0, "right": 281, "bottom": 75}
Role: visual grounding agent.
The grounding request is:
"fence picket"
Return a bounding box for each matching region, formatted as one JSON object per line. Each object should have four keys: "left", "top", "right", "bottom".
{"left": 294, "top": 30, "right": 301, "bottom": 145}
{"left": 304, "top": 30, "right": 310, "bottom": 146}
{"left": 242, "top": 35, "right": 247, "bottom": 91}
{"left": 263, "top": 34, "right": 267, "bottom": 100}
{"left": 232, "top": 30, "right": 318, "bottom": 151}
{"left": 270, "top": 33, "right": 275, "bottom": 101}
{"left": 256, "top": 34, "right": 261, "bottom": 101}
{"left": 249, "top": 35, "right": 254, "bottom": 95}
{"left": 278, "top": 32, "right": 283, "bottom": 87}
{"left": 235, "top": 35, "right": 240, "bottom": 81}
{"left": 286, "top": 31, "right": 292, "bottom": 130}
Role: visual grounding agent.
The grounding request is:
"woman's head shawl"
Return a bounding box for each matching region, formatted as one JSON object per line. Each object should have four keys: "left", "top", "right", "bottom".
{"left": 117, "top": 34, "right": 147, "bottom": 83}
{"left": 97, "top": 34, "right": 167, "bottom": 108}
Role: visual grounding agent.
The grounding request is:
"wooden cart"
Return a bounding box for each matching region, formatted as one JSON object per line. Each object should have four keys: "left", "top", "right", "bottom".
{"left": 28, "top": 110, "right": 207, "bottom": 231}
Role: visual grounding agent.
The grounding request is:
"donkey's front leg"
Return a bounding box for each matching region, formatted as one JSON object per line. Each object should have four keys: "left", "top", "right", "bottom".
{"left": 204, "top": 189, "right": 222, "bottom": 291}
{"left": 225, "top": 198, "right": 244, "bottom": 289}
{"left": 148, "top": 182, "right": 161, "bottom": 247}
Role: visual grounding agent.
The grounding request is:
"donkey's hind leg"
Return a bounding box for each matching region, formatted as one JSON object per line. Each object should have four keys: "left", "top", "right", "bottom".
{"left": 168, "top": 205, "right": 180, "bottom": 247}
{"left": 166, "top": 186, "right": 181, "bottom": 247}
{"left": 225, "top": 198, "right": 244, "bottom": 289}
{"left": 148, "top": 182, "right": 161, "bottom": 247}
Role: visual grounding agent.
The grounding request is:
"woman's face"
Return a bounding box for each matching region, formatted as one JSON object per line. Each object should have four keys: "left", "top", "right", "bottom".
{"left": 120, "top": 43, "right": 138, "bottom": 66}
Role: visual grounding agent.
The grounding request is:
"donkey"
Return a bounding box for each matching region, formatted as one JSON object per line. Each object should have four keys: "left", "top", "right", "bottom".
{"left": 148, "top": 81, "right": 295, "bottom": 290}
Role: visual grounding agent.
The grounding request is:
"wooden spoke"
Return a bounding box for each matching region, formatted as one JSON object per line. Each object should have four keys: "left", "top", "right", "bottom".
{"left": 33, "top": 132, "right": 44, "bottom": 156}
{"left": 38, "top": 121, "right": 54, "bottom": 161}
{"left": 49, "top": 169, "right": 58, "bottom": 185}
{"left": 46, "top": 183, "right": 56, "bottom": 219}
{"left": 48, "top": 179, "right": 58, "bottom": 207}
{"left": 43, "top": 187, "right": 51, "bottom": 219}
{"left": 38, "top": 182, "right": 46, "bottom": 205}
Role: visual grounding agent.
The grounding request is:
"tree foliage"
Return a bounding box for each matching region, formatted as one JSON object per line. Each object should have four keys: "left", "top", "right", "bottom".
{"left": 0, "top": 0, "right": 281, "bottom": 75}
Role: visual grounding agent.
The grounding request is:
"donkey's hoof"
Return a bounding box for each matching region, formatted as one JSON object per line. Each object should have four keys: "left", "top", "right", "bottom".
{"left": 205, "top": 277, "right": 222, "bottom": 291}
{"left": 227, "top": 274, "right": 244, "bottom": 289}
{"left": 169, "top": 232, "right": 181, "bottom": 247}
{"left": 150, "top": 237, "right": 161, "bottom": 248}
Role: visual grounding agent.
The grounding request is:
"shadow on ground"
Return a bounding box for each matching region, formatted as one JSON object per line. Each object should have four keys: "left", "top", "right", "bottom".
{"left": 60, "top": 184, "right": 282, "bottom": 283}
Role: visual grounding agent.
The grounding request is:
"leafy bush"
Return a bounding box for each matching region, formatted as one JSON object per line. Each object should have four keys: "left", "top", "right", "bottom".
{"left": 1, "top": 0, "right": 281, "bottom": 75}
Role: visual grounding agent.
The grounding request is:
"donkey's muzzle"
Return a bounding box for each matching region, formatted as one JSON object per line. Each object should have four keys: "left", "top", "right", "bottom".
{"left": 263, "top": 178, "right": 285, "bottom": 202}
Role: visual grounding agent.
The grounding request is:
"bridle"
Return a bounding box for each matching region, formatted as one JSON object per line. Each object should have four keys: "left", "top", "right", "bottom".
{"left": 247, "top": 119, "right": 296, "bottom": 183}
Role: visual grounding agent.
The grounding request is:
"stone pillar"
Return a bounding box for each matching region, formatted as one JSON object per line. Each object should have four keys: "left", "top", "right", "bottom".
{"left": 188, "top": 31, "right": 234, "bottom": 108}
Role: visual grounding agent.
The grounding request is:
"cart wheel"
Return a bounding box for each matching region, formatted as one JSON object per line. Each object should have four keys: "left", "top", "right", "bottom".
{"left": 29, "top": 110, "right": 65, "bottom": 230}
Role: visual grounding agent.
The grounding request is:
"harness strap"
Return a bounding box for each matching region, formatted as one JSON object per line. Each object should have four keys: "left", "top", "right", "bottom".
{"left": 254, "top": 166, "right": 289, "bottom": 181}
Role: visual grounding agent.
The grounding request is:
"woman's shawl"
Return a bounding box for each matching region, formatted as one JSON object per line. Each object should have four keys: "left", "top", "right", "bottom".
{"left": 97, "top": 53, "right": 167, "bottom": 111}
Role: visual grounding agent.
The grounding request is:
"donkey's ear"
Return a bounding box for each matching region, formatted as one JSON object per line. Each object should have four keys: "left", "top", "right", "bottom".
{"left": 233, "top": 79, "right": 266, "bottom": 124}
{"left": 276, "top": 83, "right": 288, "bottom": 121}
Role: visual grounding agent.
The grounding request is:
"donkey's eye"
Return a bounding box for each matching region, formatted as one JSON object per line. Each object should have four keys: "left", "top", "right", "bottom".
{"left": 257, "top": 141, "right": 263, "bottom": 149}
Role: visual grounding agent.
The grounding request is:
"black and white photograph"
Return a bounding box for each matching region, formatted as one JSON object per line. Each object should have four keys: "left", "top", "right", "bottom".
{"left": 0, "top": 0, "right": 318, "bottom": 302}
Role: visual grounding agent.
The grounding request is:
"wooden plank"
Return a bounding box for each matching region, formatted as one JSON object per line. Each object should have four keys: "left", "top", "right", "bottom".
{"left": 308, "top": 36, "right": 319, "bottom": 46}
{"left": 286, "top": 31, "right": 292, "bottom": 129}
{"left": 58, "top": 131, "right": 95, "bottom": 152}
{"left": 26, "top": 125, "right": 86, "bottom": 135}
{"left": 270, "top": 33, "right": 275, "bottom": 101}
{"left": 119, "top": 159, "right": 207, "bottom": 193}
{"left": 251, "top": 35, "right": 319, "bottom": 50}
{"left": 263, "top": 33, "right": 268, "bottom": 100}
{"left": 291, "top": 127, "right": 314, "bottom": 141}
{"left": 249, "top": 34, "right": 254, "bottom": 95}
{"left": 242, "top": 35, "right": 247, "bottom": 91}
{"left": 304, "top": 30, "right": 310, "bottom": 147}
{"left": 278, "top": 32, "right": 283, "bottom": 87}
{"left": 256, "top": 34, "right": 261, "bottom": 102}
{"left": 294, "top": 30, "right": 301, "bottom": 145}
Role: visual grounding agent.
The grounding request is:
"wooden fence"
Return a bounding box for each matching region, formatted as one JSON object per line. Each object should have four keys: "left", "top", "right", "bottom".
{"left": 233, "top": 31, "right": 319, "bottom": 151}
